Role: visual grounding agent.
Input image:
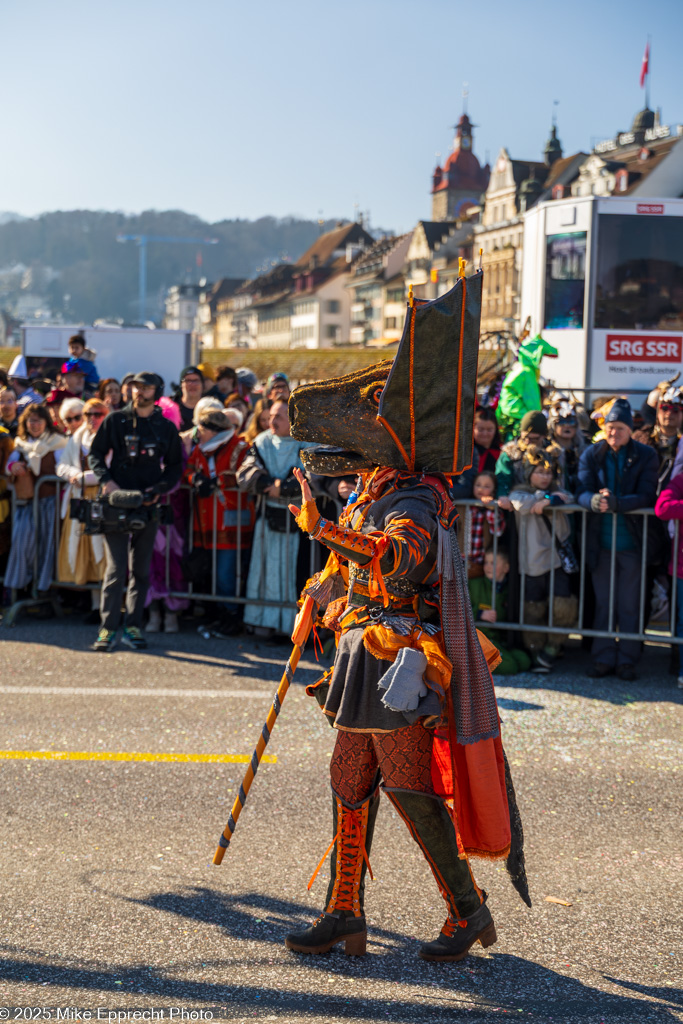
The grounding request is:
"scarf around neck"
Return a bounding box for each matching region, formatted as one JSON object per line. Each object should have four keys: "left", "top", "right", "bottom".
{"left": 14, "top": 430, "right": 66, "bottom": 475}
{"left": 199, "top": 429, "right": 234, "bottom": 455}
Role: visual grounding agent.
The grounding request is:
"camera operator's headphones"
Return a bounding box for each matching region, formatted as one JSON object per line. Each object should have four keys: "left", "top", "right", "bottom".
{"left": 132, "top": 371, "right": 164, "bottom": 401}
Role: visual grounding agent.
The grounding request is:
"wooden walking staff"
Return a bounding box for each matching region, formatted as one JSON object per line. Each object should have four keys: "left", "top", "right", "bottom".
{"left": 212, "top": 593, "right": 316, "bottom": 864}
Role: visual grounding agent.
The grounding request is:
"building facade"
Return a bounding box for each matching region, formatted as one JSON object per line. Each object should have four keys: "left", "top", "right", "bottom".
{"left": 164, "top": 284, "right": 201, "bottom": 332}
{"left": 348, "top": 234, "right": 412, "bottom": 344}
{"left": 194, "top": 278, "right": 245, "bottom": 349}
{"left": 404, "top": 220, "right": 474, "bottom": 301}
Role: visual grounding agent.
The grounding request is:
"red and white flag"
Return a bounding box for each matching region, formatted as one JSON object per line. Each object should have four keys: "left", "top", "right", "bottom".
{"left": 640, "top": 41, "right": 650, "bottom": 88}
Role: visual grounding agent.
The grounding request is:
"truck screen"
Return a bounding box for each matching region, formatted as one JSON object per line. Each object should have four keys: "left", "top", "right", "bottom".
{"left": 544, "top": 232, "right": 586, "bottom": 329}
{"left": 595, "top": 213, "right": 683, "bottom": 331}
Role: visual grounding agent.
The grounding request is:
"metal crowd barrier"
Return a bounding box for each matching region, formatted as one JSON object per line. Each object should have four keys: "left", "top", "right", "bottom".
{"left": 1, "top": 476, "right": 338, "bottom": 626}
{"left": 1, "top": 478, "right": 681, "bottom": 650}
{"left": 457, "top": 497, "right": 682, "bottom": 647}
{"left": 164, "top": 485, "right": 335, "bottom": 609}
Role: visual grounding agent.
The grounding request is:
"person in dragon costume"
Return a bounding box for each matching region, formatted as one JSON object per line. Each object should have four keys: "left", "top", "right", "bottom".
{"left": 283, "top": 270, "right": 530, "bottom": 963}
{"left": 497, "top": 334, "right": 558, "bottom": 441}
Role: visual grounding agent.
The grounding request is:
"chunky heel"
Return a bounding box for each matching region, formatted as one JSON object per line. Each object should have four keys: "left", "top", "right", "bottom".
{"left": 344, "top": 930, "right": 367, "bottom": 956}
{"left": 478, "top": 922, "right": 497, "bottom": 948}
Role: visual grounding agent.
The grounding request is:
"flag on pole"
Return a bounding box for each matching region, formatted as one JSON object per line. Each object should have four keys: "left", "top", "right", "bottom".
{"left": 640, "top": 41, "right": 650, "bottom": 88}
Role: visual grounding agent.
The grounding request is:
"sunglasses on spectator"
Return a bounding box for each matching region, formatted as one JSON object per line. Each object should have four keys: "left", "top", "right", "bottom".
{"left": 659, "top": 402, "right": 682, "bottom": 412}
{"left": 64, "top": 414, "right": 83, "bottom": 423}
{"left": 557, "top": 416, "right": 577, "bottom": 425}
{"left": 85, "top": 411, "right": 105, "bottom": 419}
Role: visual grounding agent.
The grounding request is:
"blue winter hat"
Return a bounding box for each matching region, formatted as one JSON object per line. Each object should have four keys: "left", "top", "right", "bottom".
{"left": 604, "top": 397, "right": 633, "bottom": 430}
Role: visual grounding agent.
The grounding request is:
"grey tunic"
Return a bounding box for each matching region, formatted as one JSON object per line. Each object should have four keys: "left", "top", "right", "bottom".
{"left": 322, "top": 481, "right": 443, "bottom": 732}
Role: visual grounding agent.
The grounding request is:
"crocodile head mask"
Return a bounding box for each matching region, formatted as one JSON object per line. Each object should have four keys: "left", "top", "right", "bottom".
{"left": 289, "top": 361, "right": 396, "bottom": 474}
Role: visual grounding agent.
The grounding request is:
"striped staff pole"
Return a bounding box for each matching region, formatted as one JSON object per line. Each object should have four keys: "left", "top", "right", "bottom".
{"left": 213, "top": 595, "right": 316, "bottom": 865}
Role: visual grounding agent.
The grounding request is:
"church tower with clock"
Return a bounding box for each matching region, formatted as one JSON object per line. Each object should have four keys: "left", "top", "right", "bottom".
{"left": 431, "top": 112, "right": 489, "bottom": 221}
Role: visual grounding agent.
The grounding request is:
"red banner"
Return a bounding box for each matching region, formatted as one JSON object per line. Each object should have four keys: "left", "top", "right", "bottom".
{"left": 606, "top": 334, "right": 682, "bottom": 362}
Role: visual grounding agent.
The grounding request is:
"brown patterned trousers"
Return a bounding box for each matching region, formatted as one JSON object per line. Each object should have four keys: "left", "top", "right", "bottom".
{"left": 330, "top": 721, "right": 434, "bottom": 804}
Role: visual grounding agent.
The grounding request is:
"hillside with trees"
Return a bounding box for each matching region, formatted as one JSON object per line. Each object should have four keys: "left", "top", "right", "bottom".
{"left": 0, "top": 210, "right": 346, "bottom": 324}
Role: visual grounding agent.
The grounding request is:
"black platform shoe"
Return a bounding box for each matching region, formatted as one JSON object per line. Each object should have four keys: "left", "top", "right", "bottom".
{"left": 419, "top": 902, "right": 497, "bottom": 962}
{"left": 285, "top": 911, "right": 366, "bottom": 955}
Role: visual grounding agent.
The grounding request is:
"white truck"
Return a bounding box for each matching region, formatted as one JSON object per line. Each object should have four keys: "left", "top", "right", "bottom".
{"left": 520, "top": 194, "right": 683, "bottom": 396}
{"left": 18, "top": 323, "right": 198, "bottom": 395}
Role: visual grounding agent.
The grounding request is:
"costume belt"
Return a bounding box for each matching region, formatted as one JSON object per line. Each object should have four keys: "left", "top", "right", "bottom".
{"left": 339, "top": 602, "right": 439, "bottom": 638}
{"left": 349, "top": 565, "right": 421, "bottom": 600}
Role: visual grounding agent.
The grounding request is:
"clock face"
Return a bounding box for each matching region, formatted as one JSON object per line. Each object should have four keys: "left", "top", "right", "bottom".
{"left": 461, "top": 137, "right": 471, "bottom": 150}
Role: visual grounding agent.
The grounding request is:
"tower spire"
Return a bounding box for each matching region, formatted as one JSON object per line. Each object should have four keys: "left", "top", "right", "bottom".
{"left": 544, "top": 106, "right": 563, "bottom": 168}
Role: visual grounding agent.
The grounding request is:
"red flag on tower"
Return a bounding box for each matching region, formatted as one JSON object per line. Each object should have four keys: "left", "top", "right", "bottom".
{"left": 640, "top": 41, "right": 650, "bottom": 88}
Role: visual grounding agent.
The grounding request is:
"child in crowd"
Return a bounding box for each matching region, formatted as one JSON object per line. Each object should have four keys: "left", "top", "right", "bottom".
{"left": 509, "top": 445, "right": 577, "bottom": 672}
{"left": 469, "top": 547, "right": 531, "bottom": 675}
{"left": 67, "top": 334, "right": 100, "bottom": 394}
{"left": 464, "top": 470, "right": 506, "bottom": 578}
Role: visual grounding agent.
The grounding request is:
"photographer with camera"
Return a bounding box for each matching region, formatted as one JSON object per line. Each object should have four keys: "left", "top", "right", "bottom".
{"left": 88, "top": 371, "right": 182, "bottom": 652}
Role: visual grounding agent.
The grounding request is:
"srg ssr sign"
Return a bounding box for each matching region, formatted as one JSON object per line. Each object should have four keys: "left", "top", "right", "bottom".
{"left": 605, "top": 334, "right": 683, "bottom": 362}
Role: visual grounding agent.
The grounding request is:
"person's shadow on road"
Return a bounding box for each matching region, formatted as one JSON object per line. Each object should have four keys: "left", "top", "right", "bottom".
{"left": 2, "top": 903, "right": 680, "bottom": 1024}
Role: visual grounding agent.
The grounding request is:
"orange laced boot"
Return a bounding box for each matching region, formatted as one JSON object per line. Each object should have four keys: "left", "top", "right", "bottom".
{"left": 285, "top": 788, "right": 379, "bottom": 956}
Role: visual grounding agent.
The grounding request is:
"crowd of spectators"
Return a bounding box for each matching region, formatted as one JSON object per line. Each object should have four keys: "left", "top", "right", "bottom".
{"left": 1, "top": 335, "right": 682, "bottom": 686}
{"left": 462, "top": 382, "right": 682, "bottom": 684}
{"left": 0, "top": 339, "right": 324, "bottom": 651}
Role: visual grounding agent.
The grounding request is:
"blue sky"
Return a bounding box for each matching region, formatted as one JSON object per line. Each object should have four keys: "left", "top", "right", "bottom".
{"left": 1, "top": 0, "right": 682, "bottom": 233}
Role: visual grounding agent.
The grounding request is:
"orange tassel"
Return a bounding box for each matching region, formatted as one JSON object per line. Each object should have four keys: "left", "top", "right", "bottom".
{"left": 312, "top": 624, "right": 323, "bottom": 662}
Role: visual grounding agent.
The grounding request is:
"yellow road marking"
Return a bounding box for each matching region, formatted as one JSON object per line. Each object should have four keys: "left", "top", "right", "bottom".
{"left": 0, "top": 750, "right": 276, "bottom": 764}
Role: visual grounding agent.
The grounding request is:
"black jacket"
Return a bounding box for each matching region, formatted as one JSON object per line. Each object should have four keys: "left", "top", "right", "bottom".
{"left": 89, "top": 403, "right": 182, "bottom": 496}
{"left": 577, "top": 438, "right": 661, "bottom": 569}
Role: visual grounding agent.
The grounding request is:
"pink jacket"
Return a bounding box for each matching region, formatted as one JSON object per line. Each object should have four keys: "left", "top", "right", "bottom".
{"left": 655, "top": 473, "right": 683, "bottom": 578}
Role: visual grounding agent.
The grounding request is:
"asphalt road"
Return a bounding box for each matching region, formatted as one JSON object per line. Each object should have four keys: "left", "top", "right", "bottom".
{"left": 0, "top": 617, "right": 680, "bottom": 1024}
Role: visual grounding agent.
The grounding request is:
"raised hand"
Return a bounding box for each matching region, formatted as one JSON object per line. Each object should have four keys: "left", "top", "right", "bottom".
{"left": 288, "top": 466, "right": 313, "bottom": 517}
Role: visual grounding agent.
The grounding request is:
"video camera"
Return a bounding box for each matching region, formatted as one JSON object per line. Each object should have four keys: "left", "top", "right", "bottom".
{"left": 70, "top": 489, "right": 172, "bottom": 535}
